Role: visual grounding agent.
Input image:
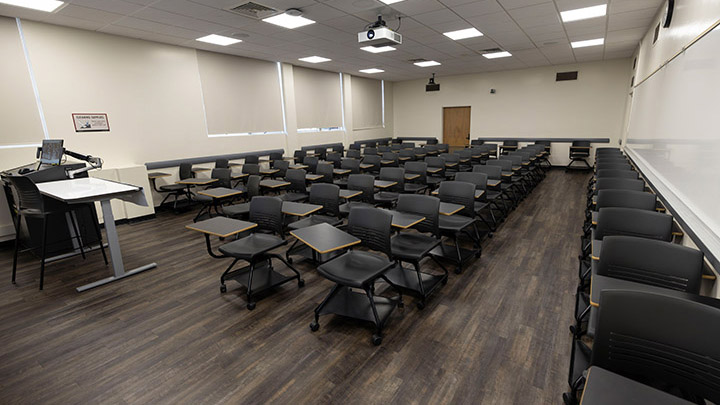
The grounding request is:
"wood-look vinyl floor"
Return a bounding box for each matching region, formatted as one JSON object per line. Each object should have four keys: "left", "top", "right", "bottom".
{"left": 0, "top": 169, "right": 590, "bottom": 404}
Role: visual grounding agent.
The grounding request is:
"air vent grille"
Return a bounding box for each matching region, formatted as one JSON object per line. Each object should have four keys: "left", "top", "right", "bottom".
{"left": 227, "top": 2, "right": 278, "bottom": 19}
{"left": 556, "top": 71, "right": 578, "bottom": 81}
{"left": 481, "top": 47, "right": 503, "bottom": 53}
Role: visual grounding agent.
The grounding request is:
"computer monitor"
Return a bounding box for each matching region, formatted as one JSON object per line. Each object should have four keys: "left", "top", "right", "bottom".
{"left": 40, "top": 139, "right": 64, "bottom": 165}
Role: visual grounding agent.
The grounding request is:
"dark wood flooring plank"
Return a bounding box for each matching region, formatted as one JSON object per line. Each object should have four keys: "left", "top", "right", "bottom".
{"left": 0, "top": 169, "right": 589, "bottom": 404}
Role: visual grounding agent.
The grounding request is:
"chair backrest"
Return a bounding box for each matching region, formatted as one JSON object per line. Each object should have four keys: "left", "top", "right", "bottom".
{"left": 380, "top": 145, "right": 393, "bottom": 153}
{"left": 570, "top": 141, "right": 591, "bottom": 157}
{"left": 7, "top": 176, "right": 44, "bottom": 212}
{"left": 179, "top": 163, "right": 193, "bottom": 180}
{"left": 327, "top": 152, "right": 342, "bottom": 168}
{"left": 456, "top": 149, "right": 472, "bottom": 161}
{"left": 404, "top": 161, "right": 428, "bottom": 184}
{"left": 340, "top": 158, "right": 360, "bottom": 173}
{"left": 425, "top": 156, "right": 444, "bottom": 168}
{"left": 598, "top": 236, "right": 703, "bottom": 293}
{"left": 594, "top": 178, "right": 644, "bottom": 194}
{"left": 316, "top": 163, "right": 334, "bottom": 183}
{"left": 596, "top": 169, "right": 638, "bottom": 180}
{"left": 595, "top": 163, "right": 632, "bottom": 171}
{"left": 364, "top": 147, "right": 378, "bottom": 156}
{"left": 471, "top": 139, "right": 484, "bottom": 146}
{"left": 272, "top": 159, "right": 289, "bottom": 177}
{"left": 378, "top": 167, "right": 404, "bottom": 192}
{"left": 426, "top": 138, "right": 439, "bottom": 145}
{"left": 440, "top": 152, "right": 459, "bottom": 164}
{"left": 437, "top": 143, "right": 449, "bottom": 153}
{"left": 244, "top": 155, "right": 259, "bottom": 165}
{"left": 596, "top": 189, "right": 656, "bottom": 211}
{"left": 362, "top": 155, "right": 382, "bottom": 172}
{"left": 505, "top": 154, "right": 523, "bottom": 167}
{"left": 246, "top": 175, "right": 261, "bottom": 198}
{"left": 309, "top": 183, "right": 340, "bottom": 217}
{"left": 595, "top": 207, "right": 673, "bottom": 242}
{"left": 592, "top": 290, "right": 720, "bottom": 404}
{"left": 242, "top": 163, "right": 260, "bottom": 176}
{"left": 211, "top": 168, "right": 231, "bottom": 188}
{"left": 215, "top": 158, "right": 229, "bottom": 169}
{"left": 397, "top": 194, "right": 440, "bottom": 237}
{"left": 382, "top": 152, "right": 399, "bottom": 164}
{"left": 347, "top": 174, "right": 375, "bottom": 203}
{"left": 401, "top": 142, "right": 415, "bottom": 149}
{"left": 399, "top": 149, "right": 415, "bottom": 160}
{"left": 489, "top": 158, "right": 513, "bottom": 172}
{"left": 285, "top": 169, "right": 307, "bottom": 193}
{"left": 347, "top": 207, "right": 392, "bottom": 258}
{"left": 332, "top": 144, "right": 344, "bottom": 154}
{"left": 503, "top": 140, "right": 518, "bottom": 147}
{"left": 425, "top": 144, "right": 438, "bottom": 154}
{"left": 346, "top": 149, "right": 361, "bottom": 159}
{"left": 455, "top": 172, "right": 487, "bottom": 191}
{"left": 249, "top": 196, "right": 284, "bottom": 235}
{"left": 293, "top": 150, "right": 307, "bottom": 162}
{"left": 315, "top": 147, "right": 327, "bottom": 160}
{"left": 303, "top": 156, "right": 319, "bottom": 173}
{"left": 269, "top": 152, "right": 283, "bottom": 162}
{"left": 438, "top": 181, "right": 476, "bottom": 217}
{"left": 473, "top": 164, "right": 501, "bottom": 180}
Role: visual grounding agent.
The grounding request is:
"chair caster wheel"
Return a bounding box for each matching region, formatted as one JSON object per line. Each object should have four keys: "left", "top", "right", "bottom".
{"left": 488, "top": 233, "right": 493, "bottom": 238}
{"left": 454, "top": 267, "right": 462, "bottom": 274}
{"left": 569, "top": 325, "right": 577, "bottom": 335}
{"left": 475, "top": 252, "right": 481, "bottom": 258}
{"left": 372, "top": 334, "right": 383, "bottom": 346}
{"left": 310, "top": 322, "right": 319, "bottom": 332}
{"left": 246, "top": 302, "right": 256, "bottom": 310}
{"left": 298, "top": 279, "right": 305, "bottom": 287}
{"left": 416, "top": 301, "right": 426, "bottom": 310}
{"left": 397, "top": 300, "right": 404, "bottom": 309}
{"left": 220, "top": 285, "right": 227, "bottom": 293}
{"left": 287, "top": 257, "right": 293, "bottom": 264}
{"left": 562, "top": 392, "right": 576, "bottom": 405}
{"left": 442, "top": 277, "right": 448, "bottom": 285}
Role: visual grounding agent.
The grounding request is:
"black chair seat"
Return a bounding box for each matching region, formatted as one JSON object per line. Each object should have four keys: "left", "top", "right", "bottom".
{"left": 439, "top": 214, "right": 475, "bottom": 232}
{"left": 281, "top": 192, "right": 308, "bottom": 202}
{"left": 486, "top": 191, "right": 502, "bottom": 200}
{"left": 404, "top": 184, "right": 428, "bottom": 193}
{"left": 391, "top": 233, "right": 440, "bottom": 261}
{"left": 333, "top": 179, "right": 349, "bottom": 188}
{"left": 234, "top": 185, "right": 247, "bottom": 193}
{"left": 223, "top": 202, "right": 249, "bottom": 218}
{"left": 374, "top": 191, "right": 399, "bottom": 203}
{"left": 288, "top": 215, "right": 342, "bottom": 230}
{"left": 159, "top": 184, "right": 185, "bottom": 192}
{"left": 218, "top": 233, "right": 286, "bottom": 260}
{"left": 317, "top": 251, "right": 393, "bottom": 288}
{"left": 339, "top": 201, "right": 375, "bottom": 216}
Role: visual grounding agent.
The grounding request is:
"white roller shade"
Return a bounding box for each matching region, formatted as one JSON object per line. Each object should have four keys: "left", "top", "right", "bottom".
{"left": 196, "top": 50, "right": 284, "bottom": 135}
{"left": 352, "top": 76, "right": 383, "bottom": 130}
{"left": 293, "top": 67, "right": 342, "bottom": 129}
{"left": 0, "top": 17, "right": 45, "bottom": 145}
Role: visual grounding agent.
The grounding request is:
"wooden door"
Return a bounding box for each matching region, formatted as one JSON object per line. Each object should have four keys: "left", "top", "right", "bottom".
{"left": 443, "top": 106, "right": 471, "bottom": 148}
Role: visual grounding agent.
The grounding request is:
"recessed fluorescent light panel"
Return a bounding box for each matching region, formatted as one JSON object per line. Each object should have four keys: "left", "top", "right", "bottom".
{"left": 443, "top": 27, "right": 483, "bottom": 41}
{"left": 263, "top": 13, "right": 315, "bottom": 29}
{"left": 359, "top": 68, "right": 384, "bottom": 74}
{"left": 0, "top": 0, "right": 64, "bottom": 12}
{"left": 414, "top": 60, "right": 441, "bottom": 67}
{"left": 196, "top": 34, "right": 242, "bottom": 46}
{"left": 571, "top": 38, "right": 605, "bottom": 48}
{"left": 483, "top": 51, "right": 512, "bottom": 59}
{"left": 299, "top": 56, "right": 331, "bottom": 63}
{"left": 360, "top": 46, "right": 396, "bottom": 53}
{"left": 561, "top": 4, "right": 607, "bottom": 22}
{"left": 379, "top": 0, "right": 404, "bottom": 4}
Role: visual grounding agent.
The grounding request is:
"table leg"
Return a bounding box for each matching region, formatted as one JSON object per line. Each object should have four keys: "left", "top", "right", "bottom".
{"left": 76, "top": 200, "right": 157, "bottom": 292}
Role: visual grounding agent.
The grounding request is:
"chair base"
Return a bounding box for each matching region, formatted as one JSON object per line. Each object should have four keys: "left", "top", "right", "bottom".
{"left": 312, "top": 285, "right": 398, "bottom": 345}
{"left": 429, "top": 243, "right": 479, "bottom": 274}
{"left": 384, "top": 263, "right": 447, "bottom": 308}
{"left": 220, "top": 257, "right": 303, "bottom": 309}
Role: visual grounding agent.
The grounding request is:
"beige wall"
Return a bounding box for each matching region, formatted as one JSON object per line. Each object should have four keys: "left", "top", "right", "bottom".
{"left": 392, "top": 59, "right": 632, "bottom": 164}
{"left": 0, "top": 17, "right": 392, "bottom": 239}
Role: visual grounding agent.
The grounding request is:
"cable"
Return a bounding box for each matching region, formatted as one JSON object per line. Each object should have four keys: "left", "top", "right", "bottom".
{"left": 396, "top": 16, "right": 402, "bottom": 32}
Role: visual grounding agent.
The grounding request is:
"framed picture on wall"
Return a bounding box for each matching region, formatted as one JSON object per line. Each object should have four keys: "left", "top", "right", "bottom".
{"left": 72, "top": 113, "right": 110, "bottom": 132}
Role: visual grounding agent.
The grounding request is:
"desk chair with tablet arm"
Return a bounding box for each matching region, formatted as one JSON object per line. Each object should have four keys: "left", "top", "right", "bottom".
{"left": 565, "top": 290, "right": 720, "bottom": 405}
{"left": 223, "top": 175, "right": 261, "bottom": 219}
{"left": 158, "top": 162, "right": 193, "bottom": 208}
{"left": 280, "top": 169, "right": 309, "bottom": 203}
{"left": 339, "top": 174, "right": 375, "bottom": 217}
{"left": 217, "top": 197, "right": 303, "bottom": 310}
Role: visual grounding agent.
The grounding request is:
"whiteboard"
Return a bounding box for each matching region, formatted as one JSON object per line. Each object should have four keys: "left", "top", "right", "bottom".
{"left": 626, "top": 24, "right": 720, "bottom": 264}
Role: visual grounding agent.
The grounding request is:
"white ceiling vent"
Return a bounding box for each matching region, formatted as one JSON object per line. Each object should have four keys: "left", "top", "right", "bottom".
{"left": 226, "top": 2, "right": 279, "bottom": 19}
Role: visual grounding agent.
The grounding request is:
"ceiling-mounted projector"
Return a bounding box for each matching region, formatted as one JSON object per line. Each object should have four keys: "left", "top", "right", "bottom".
{"left": 358, "top": 16, "right": 402, "bottom": 47}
